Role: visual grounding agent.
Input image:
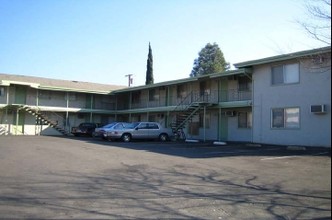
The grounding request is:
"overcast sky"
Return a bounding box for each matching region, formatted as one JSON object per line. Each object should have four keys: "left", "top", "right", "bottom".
{"left": 0, "top": 0, "right": 328, "bottom": 86}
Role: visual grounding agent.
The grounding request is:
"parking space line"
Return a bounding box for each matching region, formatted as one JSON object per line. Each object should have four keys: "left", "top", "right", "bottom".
{"left": 261, "top": 152, "right": 329, "bottom": 161}
{"left": 261, "top": 156, "right": 301, "bottom": 160}
{"left": 204, "top": 150, "right": 254, "bottom": 155}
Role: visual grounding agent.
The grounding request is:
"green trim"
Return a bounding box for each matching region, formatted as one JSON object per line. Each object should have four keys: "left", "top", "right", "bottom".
{"left": 112, "top": 69, "right": 248, "bottom": 94}
{"left": 112, "top": 78, "right": 198, "bottom": 93}
{"left": 218, "top": 100, "right": 252, "bottom": 108}
{"left": 234, "top": 46, "right": 331, "bottom": 68}
{"left": 38, "top": 85, "right": 113, "bottom": 94}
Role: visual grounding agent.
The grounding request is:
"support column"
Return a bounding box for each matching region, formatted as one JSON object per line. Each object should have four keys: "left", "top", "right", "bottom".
{"left": 203, "top": 106, "right": 206, "bottom": 142}
{"left": 65, "top": 92, "right": 69, "bottom": 132}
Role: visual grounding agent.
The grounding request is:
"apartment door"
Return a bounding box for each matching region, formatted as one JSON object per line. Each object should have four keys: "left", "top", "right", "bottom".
{"left": 219, "top": 114, "right": 228, "bottom": 141}
{"left": 15, "top": 86, "right": 27, "bottom": 104}
{"left": 85, "top": 94, "right": 94, "bottom": 109}
{"left": 13, "top": 110, "right": 25, "bottom": 134}
{"left": 200, "top": 81, "right": 210, "bottom": 102}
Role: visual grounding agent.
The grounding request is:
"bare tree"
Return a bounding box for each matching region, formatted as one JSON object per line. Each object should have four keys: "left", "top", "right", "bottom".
{"left": 298, "top": 0, "right": 331, "bottom": 45}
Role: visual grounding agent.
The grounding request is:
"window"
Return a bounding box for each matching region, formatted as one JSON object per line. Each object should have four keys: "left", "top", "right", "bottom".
{"left": 39, "top": 91, "right": 51, "bottom": 99}
{"left": 238, "top": 112, "right": 252, "bottom": 128}
{"left": 0, "top": 87, "right": 4, "bottom": 96}
{"left": 68, "top": 93, "right": 76, "bottom": 101}
{"left": 238, "top": 77, "right": 252, "bottom": 91}
{"left": 137, "top": 122, "right": 149, "bottom": 129}
{"left": 149, "top": 89, "right": 159, "bottom": 101}
{"left": 177, "top": 84, "right": 187, "bottom": 98}
{"left": 199, "top": 113, "right": 210, "bottom": 128}
{"left": 272, "top": 63, "right": 299, "bottom": 85}
{"left": 272, "top": 107, "right": 300, "bottom": 128}
{"left": 132, "top": 92, "right": 140, "bottom": 104}
{"left": 200, "top": 81, "right": 211, "bottom": 96}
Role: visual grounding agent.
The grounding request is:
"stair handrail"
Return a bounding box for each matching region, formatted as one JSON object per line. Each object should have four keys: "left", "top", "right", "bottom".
{"left": 21, "top": 105, "right": 69, "bottom": 135}
{"left": 172, "top": 91, "right": 204, "bottom": 112}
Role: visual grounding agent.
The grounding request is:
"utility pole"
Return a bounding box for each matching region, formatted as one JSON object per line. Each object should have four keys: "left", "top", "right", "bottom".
{"left": 125, "top": 74, "right": 133, "bottom": 87}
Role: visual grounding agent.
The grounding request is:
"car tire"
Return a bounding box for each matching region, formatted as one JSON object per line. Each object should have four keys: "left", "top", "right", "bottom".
{"left": 159, "top": 133, "right": 169, "bottom": 142}
{"left": 122, "top": 133, "right": 132, "bottom": 142}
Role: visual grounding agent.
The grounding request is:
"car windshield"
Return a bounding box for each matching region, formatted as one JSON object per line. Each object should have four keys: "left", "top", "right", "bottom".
{"left": 102, "top": 122, "right": 117, "bottom": 128}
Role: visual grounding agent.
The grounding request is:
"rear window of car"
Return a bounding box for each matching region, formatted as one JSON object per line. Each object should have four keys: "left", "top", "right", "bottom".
{"left": 80, "top": 123, "right": 96, "bottom": 128}
{"left": 148, "top": 123, "right": 159, "bottom": 129}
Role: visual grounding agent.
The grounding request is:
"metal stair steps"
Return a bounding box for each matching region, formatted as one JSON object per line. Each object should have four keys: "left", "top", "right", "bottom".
{"left": 20, "top": 105, "right": 69, "bottom": 136}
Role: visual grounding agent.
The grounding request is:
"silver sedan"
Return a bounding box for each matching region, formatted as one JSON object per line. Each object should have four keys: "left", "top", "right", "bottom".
{"left": 104, "top": 122, "right": 174, "bottom": 142}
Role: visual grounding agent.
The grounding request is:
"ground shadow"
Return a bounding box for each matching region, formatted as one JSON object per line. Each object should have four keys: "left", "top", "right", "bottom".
{"left": 0, "top": 165, "right": 330, "bottom": 219}
{"left": 59, "top": 135, "right": 331, "bottom": 159}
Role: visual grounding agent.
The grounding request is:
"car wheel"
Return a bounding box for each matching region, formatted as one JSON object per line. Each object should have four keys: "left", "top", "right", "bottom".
{"left": 122, "top": 133, "right": 132, "bottom": 142}
{"left": 159, "top": 133, "right": 169, "bottom": 142}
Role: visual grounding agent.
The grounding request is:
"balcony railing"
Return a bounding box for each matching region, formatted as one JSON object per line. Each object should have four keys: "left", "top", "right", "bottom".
{"left": 1, "top": 89, "right": 252, "bottom": 111}
{"left": 219, "top": 89, "right": 252, "bottom": 102}
{"left": 119, "top": 89, "right": 252, "bottom": 110}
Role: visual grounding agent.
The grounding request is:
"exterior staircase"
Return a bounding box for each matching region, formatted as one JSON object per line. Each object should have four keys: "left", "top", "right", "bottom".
{"left": 170, "top": 91, "right": 215, "bottom": 140}
{"left": 0, "top": 125, "right": 7, "bottom": 135}
{"left": 20, "top": 105, "right": 70, "bottom": 136}
{"left": 170, "top": 102, "right": 202, "bottom": 139}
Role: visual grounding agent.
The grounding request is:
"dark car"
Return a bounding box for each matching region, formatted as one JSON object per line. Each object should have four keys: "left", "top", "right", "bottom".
{"left": 71, "top": 122, "right": 102, "bottom": 137}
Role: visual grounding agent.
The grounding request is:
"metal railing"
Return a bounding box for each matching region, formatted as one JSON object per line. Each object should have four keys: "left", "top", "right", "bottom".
{"left": 1, "top": 89, "right": 252, "bottom": 111}
{"left": 122, "top": 89, "right": 251, "bottom": 110}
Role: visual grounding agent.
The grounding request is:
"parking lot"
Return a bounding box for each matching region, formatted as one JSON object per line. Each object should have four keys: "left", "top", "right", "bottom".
{"left": 0, "top": 136, "right": 331, "bottom": 219}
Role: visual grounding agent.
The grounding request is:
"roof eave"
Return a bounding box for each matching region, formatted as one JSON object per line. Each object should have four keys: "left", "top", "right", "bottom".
{"left": 112, "top": 69, "right": 250, "bottom": 94}
{"left": 234, "top": 46, "right": 331, "bottom": 68}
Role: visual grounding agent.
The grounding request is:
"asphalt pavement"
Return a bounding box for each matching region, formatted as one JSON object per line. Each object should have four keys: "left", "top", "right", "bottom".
{"left": 0, "top": 136, "right": 331, "bottom": 219}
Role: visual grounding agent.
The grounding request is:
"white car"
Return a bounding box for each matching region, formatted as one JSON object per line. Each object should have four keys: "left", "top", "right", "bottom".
{"left": 104, "top": 122, "right": 174, "bottom": 142}
{"left": 93, "top": 122, "right": 131, "bottom": 139}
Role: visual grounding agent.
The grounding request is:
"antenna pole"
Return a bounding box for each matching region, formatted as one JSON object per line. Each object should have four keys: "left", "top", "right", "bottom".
{"left": 125, "top": 74, "right": 133, "bottom": 87}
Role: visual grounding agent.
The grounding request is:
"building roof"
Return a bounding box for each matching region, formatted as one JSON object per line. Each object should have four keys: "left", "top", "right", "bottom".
{"left": 112, "top": 69, "right": 248, "bottom": 94}
{"left": 234, "top": 46, "right": 331, "bottom": 68}
{"left": 0, "top": 73, "right": 126, "bottom": 94}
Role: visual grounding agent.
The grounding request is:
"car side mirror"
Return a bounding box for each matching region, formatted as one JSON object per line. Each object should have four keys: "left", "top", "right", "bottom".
{"left": 135, "top": 127, "right": 139, "bottom": 130}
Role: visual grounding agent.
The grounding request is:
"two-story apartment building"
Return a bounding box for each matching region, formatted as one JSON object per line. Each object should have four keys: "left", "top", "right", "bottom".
{"left": 0, "top": 75, "right": 125, "bottom": 135}
{"left": 0, "top": 46, "right": 330, "bottom": 147}
{"left": 234, "top": 46, "right": 331, "bottom": 147}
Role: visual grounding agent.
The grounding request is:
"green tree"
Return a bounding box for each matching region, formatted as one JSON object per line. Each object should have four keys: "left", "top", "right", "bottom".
{"left": 190, "top": 43, "right": 229, "bottom": 77}
{"left": 145, "top": 42, "right": 154, "bottom": 85}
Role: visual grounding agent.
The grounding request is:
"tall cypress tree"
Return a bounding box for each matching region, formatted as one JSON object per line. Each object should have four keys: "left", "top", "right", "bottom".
{"left": 145, "top": 42, "right": 154, "bottom": 85}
